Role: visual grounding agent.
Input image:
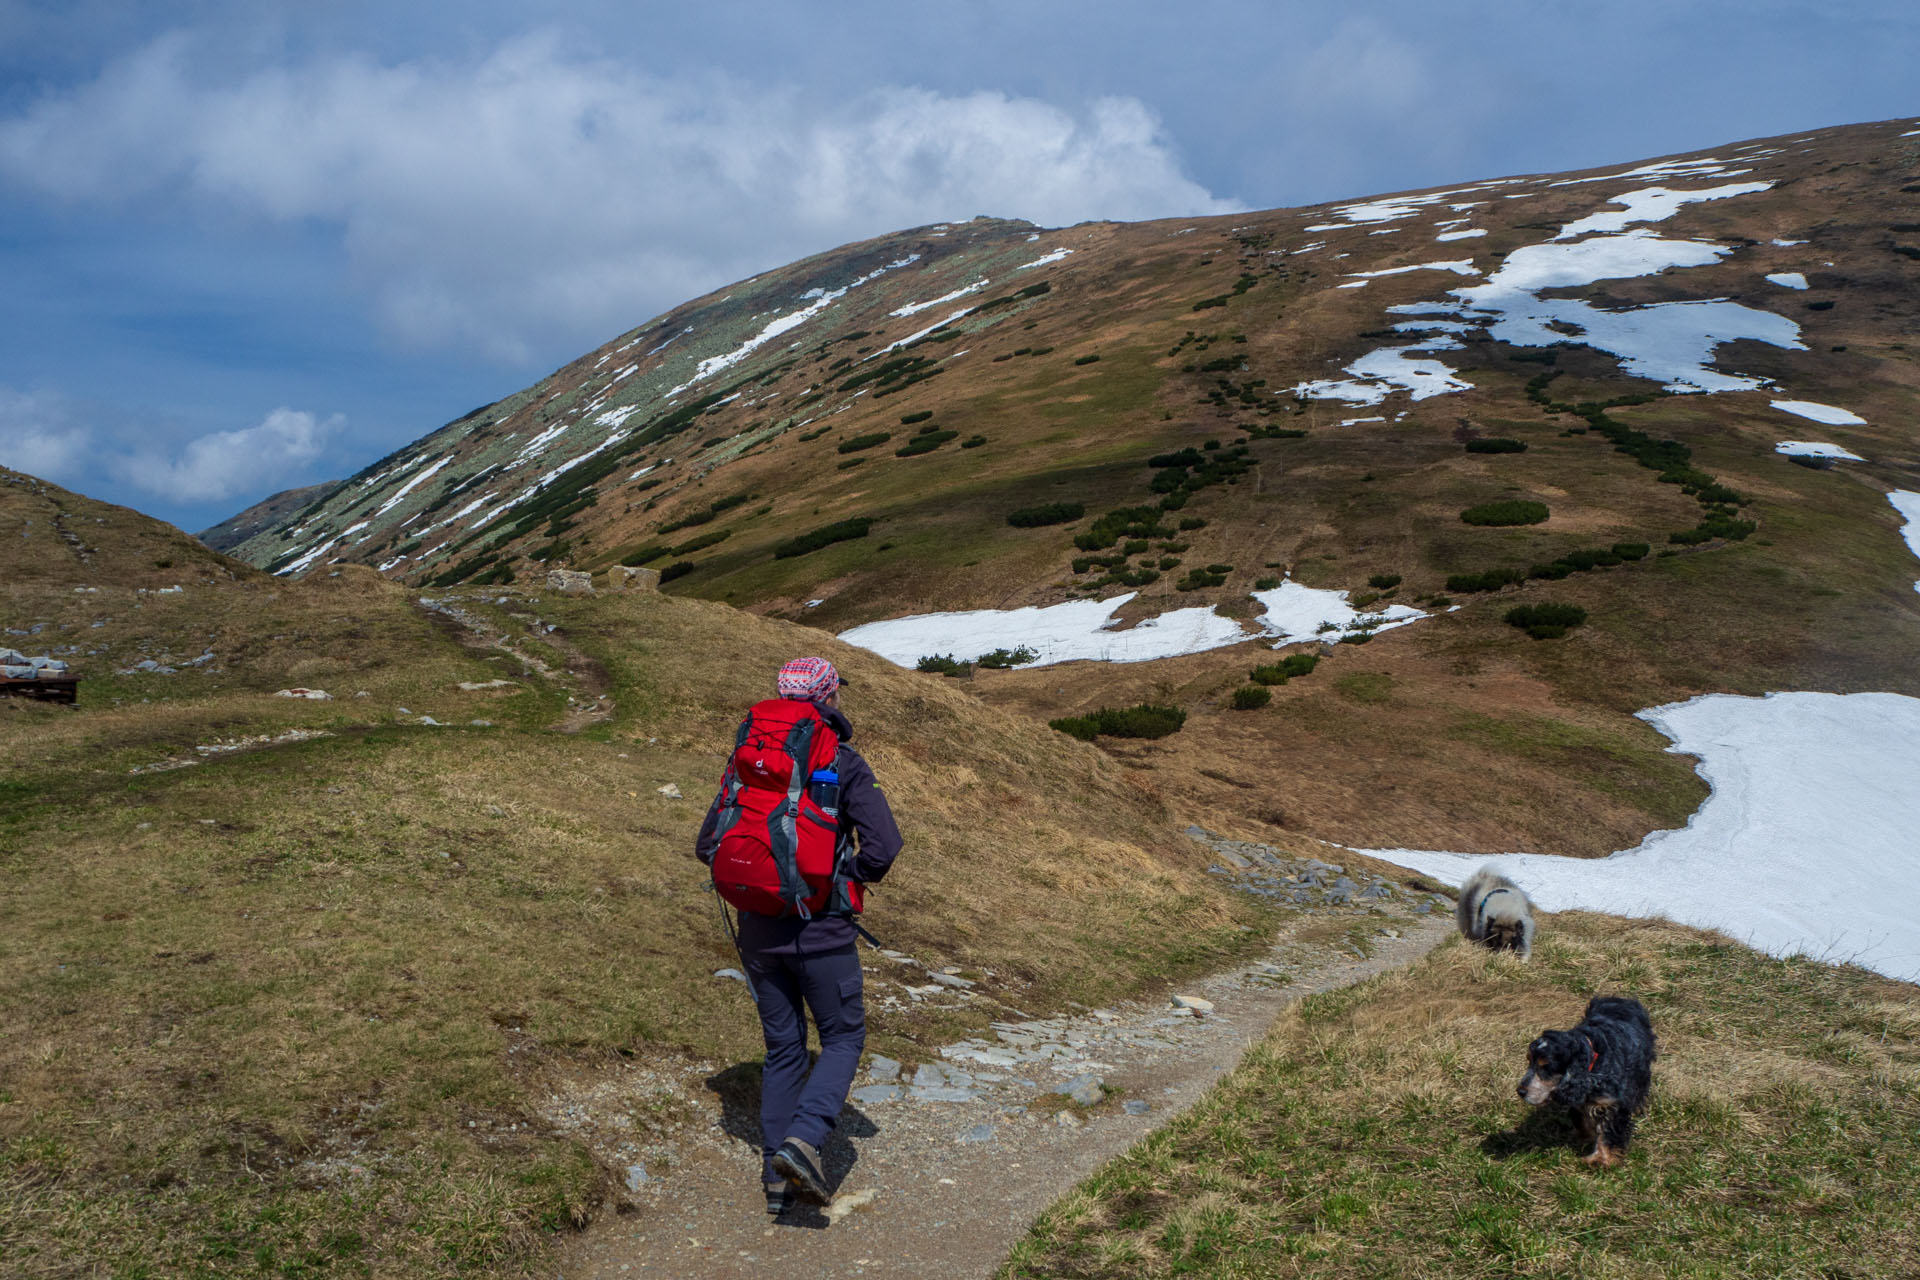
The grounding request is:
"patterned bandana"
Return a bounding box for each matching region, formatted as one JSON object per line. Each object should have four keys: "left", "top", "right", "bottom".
{"left": 776, "top": 656, "right": 842, "bottom": 701}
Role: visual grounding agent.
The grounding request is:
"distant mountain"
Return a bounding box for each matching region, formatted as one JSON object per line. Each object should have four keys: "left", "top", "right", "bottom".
{"left": 217, "top": 118, "right": 1920, "bottom": 857}
{"left": 196, "top": 481, "right": 338, "bottom": 552}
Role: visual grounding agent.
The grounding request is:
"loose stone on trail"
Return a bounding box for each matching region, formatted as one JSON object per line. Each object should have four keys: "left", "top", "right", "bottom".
{"left": 1053, "top": 1074, "right": 1104, "bottom": 1107}
{"left": 1170, "top": 995, "right": 1214, "bottom": 1014}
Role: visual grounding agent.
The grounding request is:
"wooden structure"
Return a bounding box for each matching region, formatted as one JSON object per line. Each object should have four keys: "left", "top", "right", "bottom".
{"left": 0, "top": 675, "right": 79, "bottom": 705}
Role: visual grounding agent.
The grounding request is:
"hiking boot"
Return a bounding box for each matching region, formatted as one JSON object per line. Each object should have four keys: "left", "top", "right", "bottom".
{"left": 771, "top": 1138, "right": 830, "bottom": 1204}
{"left": 764, "top": 1179, "right": 794, "bottom": 1216}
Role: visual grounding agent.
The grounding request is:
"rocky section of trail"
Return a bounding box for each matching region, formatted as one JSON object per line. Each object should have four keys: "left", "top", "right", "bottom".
{"left": 415, "top": 592, "right": 614, "bottom": 730}
{"left": 551, "top": 833, "right": 1456, "bottom": 1280}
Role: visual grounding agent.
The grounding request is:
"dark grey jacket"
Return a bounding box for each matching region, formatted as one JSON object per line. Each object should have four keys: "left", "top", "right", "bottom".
{"left": 695, "top": 702, "right": 903, "bottom": 954}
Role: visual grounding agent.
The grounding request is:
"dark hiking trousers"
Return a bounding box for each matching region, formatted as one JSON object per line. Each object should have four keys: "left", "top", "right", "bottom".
{"left": 741, "top": 942, "right": 865, "bottom": 1183}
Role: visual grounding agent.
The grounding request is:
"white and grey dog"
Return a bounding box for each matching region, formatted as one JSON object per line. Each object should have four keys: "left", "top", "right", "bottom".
{"left": 1456, "top": 865, "right": 1536, "bottom": 958}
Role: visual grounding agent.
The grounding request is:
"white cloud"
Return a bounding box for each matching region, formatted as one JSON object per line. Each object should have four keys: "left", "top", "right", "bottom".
{"left": 112, "top": 407, "right": 337, "bottom": 504}
{"left": 0, "top": 387, "right": 93, "bottom": 483}
{"left": 0, "top": 33, "right": 1240, "bottom": 360}
{"left": 0, "top": 386, "right": 336, "bottom": 507}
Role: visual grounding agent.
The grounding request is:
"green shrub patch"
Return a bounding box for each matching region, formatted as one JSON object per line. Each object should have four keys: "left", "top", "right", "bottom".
{"left": 899, "top": 410, "right": 934, "bottom": 425}
{"left": 915, "top": 654, "right": 972, "bottom": 677}
{"left": 1231, "top": 685, "right": 1272, "bottom": 710}
{"left": 1505, "top": 602, "right": 1588, "bottom": 639}
{"left": 1446, "top": 567, "right": 1527, "bottom": 593}
{"left": 669, "top": 528, "right": 730, "bottom": 556}
{"left": 1464, "top": 437, "right": 1528, "bottom": 454}
{"left": 1008, "top": 502, "right": 1086, "bottom": 529}
{"left": 975, "top": 646, "right": 1039, "bottom": 669}
{"left": 959, "top": 435, "right": 988, "bottom": 449}
{"left": 773, "top": 517, "right": 873, "bottom": 559}
{"left": 895, "top": 430, "right": 959, "bottom": 457}
{"left": 1366, "top": 573, "right": 1402, "bottom": 590}
{"left": 1074, "top": 507, "right": 1173, "bottom": 552}
{"left": 837, "top": 432, "right": 892, "bottom": 455}
{"left": 1176, "top": 568, "right": 1228, "bottom": 591}
{"left": 658, "top": 560, "right": 697, "bottom": 583}
{"left": 1460, "top": 500, "right": 1550, "bottom": 526}
{"left": 1049, "top": 703, "right": 1188, "bottom": 741}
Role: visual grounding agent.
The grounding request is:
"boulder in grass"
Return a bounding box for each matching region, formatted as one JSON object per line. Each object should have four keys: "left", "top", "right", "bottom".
{"left": 274, "top": 688, "right": 332, "bottom": 700}
{"left": 546, "top": 568, "right": 594, "bottom": 596}
{"left": 609, "top": 566, "right": 660, "bottom": 591}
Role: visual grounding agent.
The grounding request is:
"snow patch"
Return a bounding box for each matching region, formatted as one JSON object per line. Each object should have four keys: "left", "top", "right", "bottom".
{"left": 1363, "top": 692, "right": 1920, "bottom": 984}
{"left": 1436, "top": 228, "right": 1487, "bottom": 241}
{"left": 1294, "top": 338, "right": 1473, "bottom": 405}
{"left": 839, "top": 579, "right": 1431, "bottom": 669}
{"left": 370, "top": 456, "right": 450, "bottom": 519}
{"left": 1773, "top": 441, "right": 1863, "bottom": 460}
{"left": 1016, "top": 248, "right": 1073, "bottom": 270}
{"left": 1553, "top": 183, "right": 1772, "bottom": 240}
{"left": 891, "top": 280, "right": 989, "bottom": 317}
{"left": 1772, "top": 400, "right": 1865, "bottom": 426}
{"left": 1889, "top": 491, "right": 1920, "bottom": 593}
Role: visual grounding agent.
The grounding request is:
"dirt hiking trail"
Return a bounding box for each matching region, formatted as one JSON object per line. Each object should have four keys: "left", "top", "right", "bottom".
{"left": 556, "top": 844, "right": 1455, "bottom": 1280}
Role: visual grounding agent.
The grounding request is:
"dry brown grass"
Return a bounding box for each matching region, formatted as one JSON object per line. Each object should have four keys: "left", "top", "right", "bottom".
{"left": 2, "top": 549, "right": 1289, "bottom": 1276}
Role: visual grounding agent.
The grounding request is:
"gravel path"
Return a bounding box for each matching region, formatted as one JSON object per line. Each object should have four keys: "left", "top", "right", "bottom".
{"left": 554, "top": 843, "right": 1454, "bottom": 1280}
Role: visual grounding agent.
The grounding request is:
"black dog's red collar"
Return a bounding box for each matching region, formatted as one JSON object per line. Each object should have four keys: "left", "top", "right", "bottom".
{"left": 1583, "top": 1036, "right": 1599, "bottom": 1071}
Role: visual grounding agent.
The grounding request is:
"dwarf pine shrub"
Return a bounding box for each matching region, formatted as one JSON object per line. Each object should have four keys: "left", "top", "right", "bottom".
{"left": 899, "top": 410, "right": 934, "bottom": 425}
{"left": 960, "top": 435, "right": 987, "bottom": 448}
{"left": 1504, "top": 603, "right": 1588, "bottom": 639}
{"left": 1254, "top": 575, "right": 1281, "bottom": 590}
{"left": 773, "top": 518, "right": 872, "bottom": 559}
{"left": 1232, "top": 685, "right": 1272, "bottom": 710}
{"left": 1612, "top": 542, "right": 1651, "bottom": 560}
{"left": 915, "top": 654, "right": 971, "bottom": 677}
{"left": 1049, "top": 703, "right": 1188, "bottom": 741}
{"left": 1007, "top": 502, "right": 1085, "bottom": 529}
{"left": 895, "top": 430, "right": 958, "bottom": 457}
{"left": 1464, "top": 438, "right": 1528, "bottom": 454}
{"left": 1367, "top": 573, "right": 1402, "bottom": 590}
{"left": 1446, "top": 567, "right": 1527, "bottom": 593}
{"left": 659, "top": 560, "right": 697, "bottom": 583}
{"left": 1460, "top": 500, "right": 1550, "bottom": 526}
{"left": 976, "top": 646, "right": 1039, "bottom": 669}
{"left": 837, "top": 432, "right": 892, "bottom": 455}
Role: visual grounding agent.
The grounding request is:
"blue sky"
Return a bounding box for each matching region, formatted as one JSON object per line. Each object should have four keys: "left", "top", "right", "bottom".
{"left": 1, "top": 0, "right": 1914, "bottom": 533}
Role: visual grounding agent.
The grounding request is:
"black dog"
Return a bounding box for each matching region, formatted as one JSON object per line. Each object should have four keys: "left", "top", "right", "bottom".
{"left": 1516, "top": 996, "right": 1656, "bottom": 1166}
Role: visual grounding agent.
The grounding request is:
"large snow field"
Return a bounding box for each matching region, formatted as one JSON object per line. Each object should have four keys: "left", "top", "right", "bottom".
{"left": 1364, "top": 691, "right": 1920, "bottom": 984}
{"left": 837, "top": 580, "right": 1430, "bottom": 669}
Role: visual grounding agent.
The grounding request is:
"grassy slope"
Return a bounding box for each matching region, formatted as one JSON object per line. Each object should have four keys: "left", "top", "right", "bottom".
{"left": 1005, "top": 914, "right": 1920, "bottom": 1279}
{"left": 216, "top": 121, "right": 1920, "bottom": 864}
{"left": 1, "top": 473, "right": 1283, "bottom": 1276}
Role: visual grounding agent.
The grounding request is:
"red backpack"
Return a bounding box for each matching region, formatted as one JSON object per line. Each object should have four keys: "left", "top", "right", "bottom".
{"left": 709, "top": 698, "right": 864, "bottom": 918}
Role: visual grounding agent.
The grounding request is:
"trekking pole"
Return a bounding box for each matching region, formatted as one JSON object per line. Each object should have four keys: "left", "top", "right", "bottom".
{"left": 711, "top": 885, "right": 761, "bottom": 1006}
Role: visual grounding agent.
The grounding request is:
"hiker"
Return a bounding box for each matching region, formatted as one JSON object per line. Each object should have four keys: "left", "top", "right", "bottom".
{"left": 695, "top": 656, "right": 902, "bottom": 1215}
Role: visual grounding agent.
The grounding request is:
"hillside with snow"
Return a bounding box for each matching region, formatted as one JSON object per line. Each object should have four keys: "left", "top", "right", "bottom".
{"left": 220, "top": 116, "right": 1920, "bottom": 871}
